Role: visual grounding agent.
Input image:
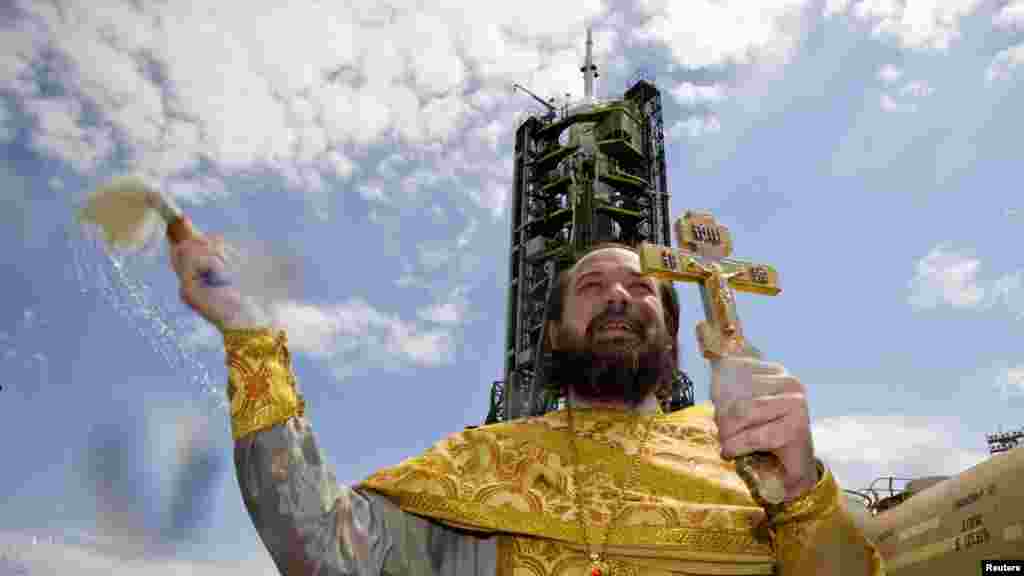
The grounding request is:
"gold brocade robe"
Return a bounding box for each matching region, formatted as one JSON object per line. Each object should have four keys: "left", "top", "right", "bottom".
{"left": 357, "top": 404, "right": 851, "bottom": 575}
{"left": 223, "top": 328, "right": 882, "bottom": 575}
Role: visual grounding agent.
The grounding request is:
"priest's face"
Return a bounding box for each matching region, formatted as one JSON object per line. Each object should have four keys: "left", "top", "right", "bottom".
{"left": 549, "top": 248, "right": 674, "bottom": 407}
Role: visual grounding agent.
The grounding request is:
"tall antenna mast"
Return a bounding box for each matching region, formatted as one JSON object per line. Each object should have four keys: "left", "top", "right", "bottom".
{"left": 581, "top": 27, "right": 599, "bottom": 102}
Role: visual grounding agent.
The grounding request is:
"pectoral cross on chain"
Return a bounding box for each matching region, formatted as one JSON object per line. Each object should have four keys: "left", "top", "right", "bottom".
{"left": 638, "top": 211, "right": 787, "bottom": 505}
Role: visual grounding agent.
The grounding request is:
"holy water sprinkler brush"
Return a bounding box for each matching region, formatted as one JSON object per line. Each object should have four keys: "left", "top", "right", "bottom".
{"left": 78, "top": 175, "right": 230, "bottom": 287}
{"left": 78, "top": 175, "right": 192, "bottom": 248}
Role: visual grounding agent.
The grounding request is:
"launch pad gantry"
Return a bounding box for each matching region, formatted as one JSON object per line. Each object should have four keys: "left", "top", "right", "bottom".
{"left": 486, "top": 28, "right": 694, "bottom": 424}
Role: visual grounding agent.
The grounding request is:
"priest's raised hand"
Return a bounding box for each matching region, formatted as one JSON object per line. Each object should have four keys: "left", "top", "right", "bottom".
{"left": 169, "top": 228, "right": 251, "bottom": 329}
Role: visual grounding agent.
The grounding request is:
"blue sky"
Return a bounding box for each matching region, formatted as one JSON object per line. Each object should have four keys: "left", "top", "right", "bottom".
{"left": 2, "top": 0, "right": 1024, "bottom": 572}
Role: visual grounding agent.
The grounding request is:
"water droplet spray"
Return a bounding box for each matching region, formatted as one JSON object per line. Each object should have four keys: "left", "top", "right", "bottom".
{"left": 74, "top": 176, "right": 230, "bottom": 419}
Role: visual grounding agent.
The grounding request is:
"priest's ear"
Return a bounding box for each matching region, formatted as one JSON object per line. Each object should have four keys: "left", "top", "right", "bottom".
{"left": 543, "top": 266, "right": 569, "bottom": 353}
{"left": 545, "top": 320, "right": 561, "bottom": 351}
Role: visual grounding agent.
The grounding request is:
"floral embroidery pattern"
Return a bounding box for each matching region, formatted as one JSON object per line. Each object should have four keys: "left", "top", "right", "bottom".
{"left": 360, "top": 405, "right": 780, "bottom": 574}
{"left": 224, "top": 328, "right": 303, "bottom": 440}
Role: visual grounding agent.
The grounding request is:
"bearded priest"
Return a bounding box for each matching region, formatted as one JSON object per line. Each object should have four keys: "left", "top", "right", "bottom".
{"left": 170, "top": 232, "right": 884, "bottom": 576}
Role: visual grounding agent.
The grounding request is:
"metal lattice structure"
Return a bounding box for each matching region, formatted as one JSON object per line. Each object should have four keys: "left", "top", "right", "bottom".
{"left": 486, "top": 30, "right": 694, "bottom": 424}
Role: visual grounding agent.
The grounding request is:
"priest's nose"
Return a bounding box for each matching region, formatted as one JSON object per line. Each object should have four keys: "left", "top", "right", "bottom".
{"left": 605, "top": 297, "right": 628, "bottom": 315}
{"left": 607, "top": 280, "right": 632, "bottom": 305}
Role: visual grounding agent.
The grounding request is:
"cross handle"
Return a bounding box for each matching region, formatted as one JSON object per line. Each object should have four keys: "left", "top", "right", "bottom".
{"left": 639, "top": 211, "right": 787, "bottom": 505}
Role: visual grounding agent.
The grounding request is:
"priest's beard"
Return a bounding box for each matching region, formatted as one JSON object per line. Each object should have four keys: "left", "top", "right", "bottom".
{"left": 549, "top": 308, "right": 674, "bottom": 408}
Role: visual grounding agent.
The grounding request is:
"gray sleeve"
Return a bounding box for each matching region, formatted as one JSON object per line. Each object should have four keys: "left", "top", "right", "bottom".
{"left": 234, "top": 416, "right": 390, "bottom": 575}
{"left": 366, "top": 490, "right": 498, "bottom": 576}
{"left": 234, "top": 416, "right": 497, "bottom": 576}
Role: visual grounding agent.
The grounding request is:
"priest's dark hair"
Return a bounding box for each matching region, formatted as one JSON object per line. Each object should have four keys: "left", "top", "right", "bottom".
{"left": 540, "top": 242, "right": 681, "bottom": 395}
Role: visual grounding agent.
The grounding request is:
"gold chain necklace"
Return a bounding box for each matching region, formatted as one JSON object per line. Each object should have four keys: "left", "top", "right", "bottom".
{"left": 567, "top": 403, "right": 654, "bottom": 576}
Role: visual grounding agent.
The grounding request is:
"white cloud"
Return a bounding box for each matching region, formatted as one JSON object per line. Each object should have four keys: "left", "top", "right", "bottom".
{"left": 393, "top": 270, "right": 421, "bottom": 284}
{"left": 635, "top": 0, "right": 810, "bottom": 70}
{"left": 989, "top": 270, "right": 1024, "bottom": 318}
{"left": 0, "top": 0, "right": 608, "bottom": 217}
{"left": 908, "top": 244, "right": 985, "bottom": 309}
{"left": 0, "top": 15, "right": 47, "bottom": 98}
{"left": 813, "top": 414, "right": 988, "bottom": 491}
{"left": 418, "top": 244, "right": 453, "bottom": 272}
{"left": 394, "top": 258, "right": 429, "bottom": 289}
{"left": 899, "top": 79, "right": 933, "bottom": 98}
{"left": 165, "top": 175, "right": 228, "bottom": 206}
{"left": 825, "top": 0, "right": 985, "bottom": 52}
{"left": 879, "top": 92, "right": 899, "bottom": 111}
{"left": 324, "top": 150, "right": 358, "bottom": 182}
{"left": 456, "top": 218, "right": 478, "bottom": 248}
{"left": 668, "top": 114, "right": 722, "bottom": 141}
{"left": 267, "top": 299, "right": 457, "bottom": 381}
{"left": 994, "top": 0, "right": 1024, "bottom": 30}
{"left": 670, "top": 82, "right": 727, "bottom": 107}
{"left": 22, "top": 96, "right": 115, "bottom": 174}
{"left": 480, "top": 119, "right": 506, "bottom": 152}
{"left": 178, "top": 294, "right": 460, "bottom": 381}
{"left": 417, "top": 286, "right": 471, "bottom": 326}
{"left": 986, "top": 44, "right": 1024, "bottom": 84}
{"left": 878, "top": 63, "right": 903, "bottom": 84}
{"left": 376, "top": 153, "right": 408, "bottom": 180}
{"left": 465, "top": 179, "right": 509, "bottom": 221}
{"left": 999, "top": 366, "right": 1024, "bottom": 398}
{"left": 823, "top": 0, "right": 854, "bottom": 17}
{"left": 357, "top": 179, "right": 389, "bottom": 203}
{"left": 0, "top": 532, "right": 276, "bottom": 575}
{"left": 417, "top": 302, "right": 463, "bottom": 325}
{"left": 880, "top": 79, "right": 933, "bottom": 111}
{"left": 395, "top": 274, "right": 425, "bottom": 288}
{"left": 908, "top": 245, "right": 1024, "bottom": 317}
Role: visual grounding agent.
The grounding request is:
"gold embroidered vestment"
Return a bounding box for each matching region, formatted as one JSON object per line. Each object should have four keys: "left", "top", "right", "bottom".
{"left": 225, "top": 328, "right": 883, "bottom": 575}
{"left": 360, "top": 405, "right": 794, "bottom": 575}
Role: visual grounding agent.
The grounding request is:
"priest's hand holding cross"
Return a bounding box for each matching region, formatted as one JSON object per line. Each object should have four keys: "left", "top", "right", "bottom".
{"left": 713, "top": 355, "right": 818, "bottom": 503}
{"left": 639, "top": 211, "right": 818, "bottom": 506}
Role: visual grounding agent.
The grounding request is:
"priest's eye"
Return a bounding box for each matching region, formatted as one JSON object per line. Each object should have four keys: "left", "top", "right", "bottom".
{"left": 632, "top": 283, "right": 653, "bottom": 293}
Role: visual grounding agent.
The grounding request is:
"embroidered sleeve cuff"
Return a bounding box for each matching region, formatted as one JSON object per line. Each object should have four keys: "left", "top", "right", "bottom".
{"left": 767, "top": 459, "right": 839, "bottom": 527}
{"left": 223, "top": 327, "right": 305, "bottom": 441}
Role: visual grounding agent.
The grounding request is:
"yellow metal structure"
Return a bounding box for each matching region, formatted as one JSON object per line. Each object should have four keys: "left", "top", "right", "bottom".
{"left": 858, "top": 446, "right": 1024, "bottom": 573}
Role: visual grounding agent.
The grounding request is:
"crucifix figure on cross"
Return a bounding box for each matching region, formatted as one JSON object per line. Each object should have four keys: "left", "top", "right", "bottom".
{"left": 639, "top": 210, "right": 787, "bottom": 505}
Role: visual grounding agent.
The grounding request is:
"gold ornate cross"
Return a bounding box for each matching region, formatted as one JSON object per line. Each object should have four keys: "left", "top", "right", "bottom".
{"left": 638, "top": 211, "right": 780, "bottom": 359}
{"left": 639, "top": 210, "right": 787, "bottom": 505}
